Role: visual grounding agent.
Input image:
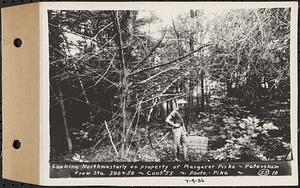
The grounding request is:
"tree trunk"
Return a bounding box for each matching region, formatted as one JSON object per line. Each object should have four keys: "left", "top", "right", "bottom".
{"left": 112, "top": 10, "right": 134, "bottom": 156}
{"left": 201, "top": 71, "right": 205, "bottom": 111}
{"left": 62, "top": 34, "right": 93, "bottom": 122}
{"left": 58, "top": 86, "right": 73, "bottom": 153}
{"left": 226, "top": 80, "right": 232, "bottom": 97}
{"left": 205, "top": 75, "right": 210, "bottom": 110}
{"left": 186, "top": 10, "right": 195, "bottom": 131}
{"left": 166, "top": 100, "right": 170, "bottom": 114}
{"left": 196, "top": 71, "right": 200, "bottom": 113}
{"left": 72, "top": 63, "right": 93, "bottom": 121}
{"left": 187, "top": 79, "right": 193, "bottom": 131}
{"left": 114, "top": 11, "right": 128, "bottom": 155}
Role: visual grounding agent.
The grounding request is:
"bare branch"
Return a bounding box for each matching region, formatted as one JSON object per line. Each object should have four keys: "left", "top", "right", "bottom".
{"left": 132, "top": 30, "right": 168, "bottom": 71}
{"left": 146, "top": 93, "right": 189, "bottom": 110}
{"left": 92, "top": 22, "right": 113, "bottom": 40}
{"left": 130, "top": 43, "right": 213, "bottom": 76}
{"left": 145, "top": 71, "right": 189, "bottom": 122}
{"left": 105, "top": 121, "right": 119, "bottom": 157}
{"left": 171, "top": 17, "right": 180, "bottom": 40}
{"left": 137, "top": 65, "right": 179, "bottom": 84}
{"left": 79, "top": 53, "right": 117, "bottom": 96}
{"left": 112, "top": 11, "right": 126, "bottom": 71}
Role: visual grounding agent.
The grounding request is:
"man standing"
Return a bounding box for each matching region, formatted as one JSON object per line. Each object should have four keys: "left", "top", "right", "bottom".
{"left": 165, "top": 99, "right": 188, "bottom": 161}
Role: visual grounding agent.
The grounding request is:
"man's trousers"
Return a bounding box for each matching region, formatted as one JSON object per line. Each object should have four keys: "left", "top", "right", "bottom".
{"left": 172, "top": 126, "right": 188, "bottom": 161}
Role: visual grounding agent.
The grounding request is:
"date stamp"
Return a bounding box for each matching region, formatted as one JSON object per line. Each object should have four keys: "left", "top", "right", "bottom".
{"left": 185, "top": 178, "right": 205, "bottom": 184}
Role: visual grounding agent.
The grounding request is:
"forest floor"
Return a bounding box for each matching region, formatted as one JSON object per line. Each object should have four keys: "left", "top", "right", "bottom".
{"left": 55, "top": 94, "right": 290, "bottom": 163}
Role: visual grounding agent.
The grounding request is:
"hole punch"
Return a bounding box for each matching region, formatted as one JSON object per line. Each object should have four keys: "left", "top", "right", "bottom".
{"left": 12, "top": 140, "right": 21, "bottom": 149}
{"left": 13, "top": 38, "right": 22, "bottom": 47}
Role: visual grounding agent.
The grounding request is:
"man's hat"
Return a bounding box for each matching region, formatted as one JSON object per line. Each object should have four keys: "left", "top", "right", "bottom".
{"left": 177, "top": 98, "right": 188, "bottom": 104}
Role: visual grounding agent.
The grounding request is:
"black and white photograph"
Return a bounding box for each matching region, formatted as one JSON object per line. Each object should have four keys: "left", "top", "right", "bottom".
{"left": 46, "top": 2, "right": 297, "bottom": 182}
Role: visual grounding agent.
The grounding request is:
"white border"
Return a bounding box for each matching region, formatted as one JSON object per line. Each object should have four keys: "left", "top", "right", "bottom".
{"left": 40, "top": 2, "right": 298, "bottom": 186}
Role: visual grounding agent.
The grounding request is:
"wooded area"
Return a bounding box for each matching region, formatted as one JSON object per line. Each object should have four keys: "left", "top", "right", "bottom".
{"left": 49, "top": 8, "right": 291, "bottom": 162}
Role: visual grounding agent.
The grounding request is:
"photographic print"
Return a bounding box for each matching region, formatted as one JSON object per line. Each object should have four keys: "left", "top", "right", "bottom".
{"left": 44, "top": 2, "right": 297, "bottom": 185}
